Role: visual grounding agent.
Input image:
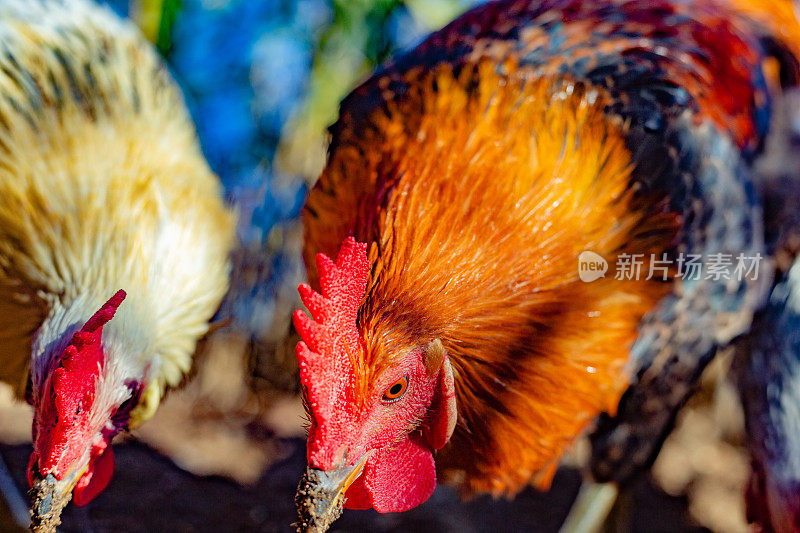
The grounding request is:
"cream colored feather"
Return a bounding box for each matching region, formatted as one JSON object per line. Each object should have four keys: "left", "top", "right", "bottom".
{"left": 0, "top": 0, "right": 235, "bottom": 426}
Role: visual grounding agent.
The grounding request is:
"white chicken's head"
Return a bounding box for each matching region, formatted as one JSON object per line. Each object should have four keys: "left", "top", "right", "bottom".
{"left": 26, "top": 290, "right": 146, "bottom": 528}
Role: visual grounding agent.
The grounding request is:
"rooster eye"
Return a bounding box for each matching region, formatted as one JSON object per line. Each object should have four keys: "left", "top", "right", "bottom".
{"left": 382, "top": 375, "right": 409, "bottom": 402}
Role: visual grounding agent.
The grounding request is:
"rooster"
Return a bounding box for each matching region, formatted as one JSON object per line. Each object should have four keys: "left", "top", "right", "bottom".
{"left": 292, "top": 0, "right": 800, "bottom": 530}
{"left": 0, "top": 0, "right": 235, "bottom": 530}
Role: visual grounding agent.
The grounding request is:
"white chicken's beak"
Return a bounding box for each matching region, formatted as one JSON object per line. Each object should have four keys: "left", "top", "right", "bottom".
{"left": 29, "top": 459, "right": 87, "bottom": 533}
{"left": 295, "top": 452, "right": 371, "bottom": 533}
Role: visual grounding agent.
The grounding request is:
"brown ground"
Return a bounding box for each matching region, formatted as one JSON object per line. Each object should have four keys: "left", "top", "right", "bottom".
{"left": 0, "top": 439, "right": 706, "bottom": 533}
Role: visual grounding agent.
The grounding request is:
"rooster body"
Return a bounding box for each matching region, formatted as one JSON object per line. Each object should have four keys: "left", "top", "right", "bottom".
{"left": 294, "top": 0, "right": 800, "bottom": 528}
{"left": 0, "top": 0, "right": 235, "bottom": 526}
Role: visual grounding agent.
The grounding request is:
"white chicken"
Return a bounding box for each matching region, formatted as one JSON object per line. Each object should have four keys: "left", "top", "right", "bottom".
{"left": 0, "top": 0, "right": 235, "bottom": 529}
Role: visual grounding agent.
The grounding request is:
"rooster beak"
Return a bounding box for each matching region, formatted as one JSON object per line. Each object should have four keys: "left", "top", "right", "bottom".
{"left": 28, "top": 460, "right": 87, "bottom": 533}
{"left": 295, "top": 452, "right": 371, "bottom": 533}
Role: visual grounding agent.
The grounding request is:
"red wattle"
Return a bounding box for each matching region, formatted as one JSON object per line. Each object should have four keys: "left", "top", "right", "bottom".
{"left": 73, "top": 445, "right": 114, "bottom": 506}
{"left": 345, "top": 437, "right": 436, "bottom": 513}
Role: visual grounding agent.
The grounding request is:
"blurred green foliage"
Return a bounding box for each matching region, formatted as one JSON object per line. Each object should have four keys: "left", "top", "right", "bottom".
{"left": 156, "top": 0, "right": 182, "bottom": 54}
{"left": 133, "top": 0, "right": 180, "bottom": 54}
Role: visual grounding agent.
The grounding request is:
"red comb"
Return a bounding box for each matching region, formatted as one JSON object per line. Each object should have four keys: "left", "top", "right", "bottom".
{"left": 293, "top": 238, "right": 369, "bottom": 426}
{"left": 33, "top": 290, "right": 126, "bottom": 479}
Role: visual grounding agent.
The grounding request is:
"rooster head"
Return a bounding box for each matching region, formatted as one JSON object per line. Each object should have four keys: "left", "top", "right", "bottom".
{"left": 27, "top": 290, "right": 138, "bottom": 527}
{"left": 294, "top": 237, "right": 456, "bottom": 530}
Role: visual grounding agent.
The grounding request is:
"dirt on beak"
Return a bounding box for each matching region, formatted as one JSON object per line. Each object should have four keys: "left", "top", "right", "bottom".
{"left": 29, "top": 471, "right": 77, "bottom": 533}
{"left": 294, "top": 453, "right": 370, "bottom": 533}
